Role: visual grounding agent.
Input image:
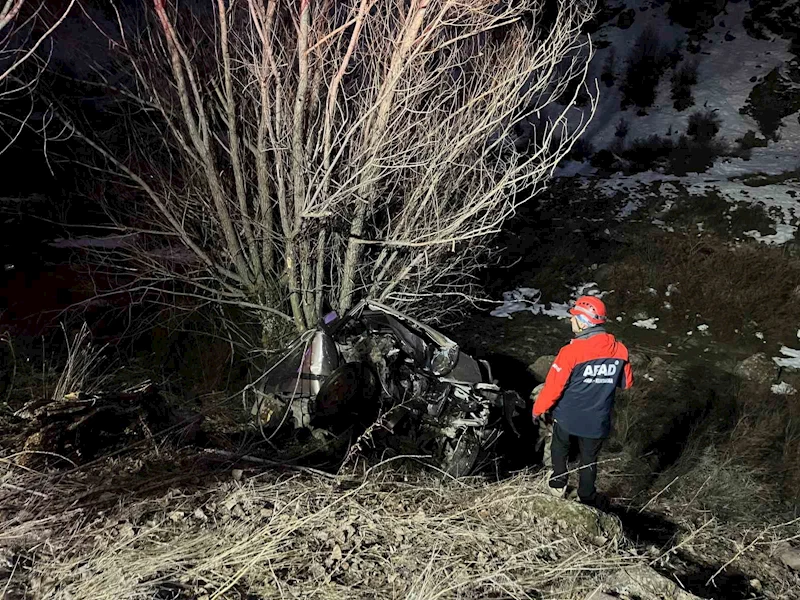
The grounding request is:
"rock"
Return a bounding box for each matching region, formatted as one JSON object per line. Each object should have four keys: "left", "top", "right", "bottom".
{"left": 734, "top": 353, "right": 778, "bottom": 385}
{"left": 309, "top": 562, "right": 326, "bottom": 579}
{"left": 648, "top": 356, "right": 669, "bottom": 373}
{"left": 585, "top": 592, "right": 616, "bottom": 600}
{"left": 628, "top": 352, "right": 651, "bottom": 371}
{"left": 529, "top": 495, "right": 621, "bottom": 541}
{"left": 595, "top": 565, "right": 703, "bottom": 600}
{"left": 231, "top": 469, "right": 243, "bottom": 482}
{"left": 331, "top": 544, "right": 343, "bottom": 561}
{"left": 528, "top": 355, "right": 556, "bottom": 383}
{"left": 168, "top": 511, "right": 185, "bottom": 522}
{"left": 777, "top": 542, "right": 800, "bottom": 571}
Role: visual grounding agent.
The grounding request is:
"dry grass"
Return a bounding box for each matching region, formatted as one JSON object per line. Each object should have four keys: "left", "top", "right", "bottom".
{"left": 51, "top": 323, "right": 110, "bottom": 400}
{"left": 723, "top": 384, "right": 800, "bottom": 504}
{"left": 0, "top": 451, "right": 639, "bottom": 599}
{"left": 606, "top": 232, "right": 800, "bottom": 345}
{"left": 652, "top": 445, "right": 800, "bottom": 600}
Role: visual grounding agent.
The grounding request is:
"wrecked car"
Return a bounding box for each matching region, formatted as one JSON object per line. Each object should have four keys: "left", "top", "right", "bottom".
{"left": 251, "top": 300, "right": 525, "bottom": 477}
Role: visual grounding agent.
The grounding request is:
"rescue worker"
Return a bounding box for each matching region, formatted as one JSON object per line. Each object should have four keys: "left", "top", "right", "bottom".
{"left": 532, "top": 296, "right": 633, "bottom": 507}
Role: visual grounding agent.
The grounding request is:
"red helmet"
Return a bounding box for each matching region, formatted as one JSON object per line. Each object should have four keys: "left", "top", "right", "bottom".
{"left": 569, "top": 295, "right": 607, "bottom": 325}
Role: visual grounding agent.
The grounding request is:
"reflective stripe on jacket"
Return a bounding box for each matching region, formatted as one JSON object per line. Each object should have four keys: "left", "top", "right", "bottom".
{"left": 532, "top": 327, "right": 633, "bottom": 439}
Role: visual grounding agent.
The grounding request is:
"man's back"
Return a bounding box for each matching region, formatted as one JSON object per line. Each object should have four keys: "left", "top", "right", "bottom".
{"left": 533, "top": 327, "right": 633, "bottom": 438}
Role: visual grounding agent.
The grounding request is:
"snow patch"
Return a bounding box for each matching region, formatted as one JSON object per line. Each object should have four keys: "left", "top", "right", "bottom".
{"left": 744, "top": 223, "right": 797, "bottom": 246}
{"left": 49, "top": 234, "right": 137, "bottom": 249}
{"left": 660, "top": 188, "right": 679, "bottom": 204}
{"left": 774, "top": 347, "right": 800, "bottom": 370}
{"left": 579, "top": 1, "right": 795, "bottom": 157}
{"left": 771, "top": 382, "right": 798, "bottom": 396}
{"left": 574, "top": 282, "right": 611, "bottom": 299}
{"left": 618, "top": 198, "right": 643, "bottom": 219}
{"left": 490, "top": 288, "right": 543, "bottom": 319}
{"left": 554, "top": 160, "right": 597, "bottom": 178}
{"left": 633, "top": 317, "right": 659, "bottom": 330}
{"left": 490, "top": 283, "right": 611, "bottom": 319}
{"left": 548, "top": 0, "right": 800, "bottom": 246}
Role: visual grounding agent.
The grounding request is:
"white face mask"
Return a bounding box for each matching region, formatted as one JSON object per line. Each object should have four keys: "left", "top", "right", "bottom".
{"left": 571, "top": 314, "right": 596, "bottom": 334}
{"left": 570, "top": 316, "right": 584, "bottom": 334}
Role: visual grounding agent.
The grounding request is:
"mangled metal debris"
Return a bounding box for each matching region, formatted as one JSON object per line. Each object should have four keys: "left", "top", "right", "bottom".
{"left": 252, "top": 300, "right": 524, "bottom": 477}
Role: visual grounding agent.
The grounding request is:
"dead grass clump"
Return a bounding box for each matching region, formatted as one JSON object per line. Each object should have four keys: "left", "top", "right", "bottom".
{"left": 656, "top": 380, "right": 800, "bottom": 525}
{"left": 0, "top": 454, "right": 637, "bottom": 599}
{"left": 726, "top": 386, "right": 800, "bottom": 503}
{"left": 52, "top": 323, "right": 110, "bottom": 400}
{"left": 605, "top": 232, "right": 800, "bottom": 344}
{"left": 654, "top": 443, "right": 800, "bottom": 600}
{"left": 665, "top": 444, "right": 782, "bottom": 524}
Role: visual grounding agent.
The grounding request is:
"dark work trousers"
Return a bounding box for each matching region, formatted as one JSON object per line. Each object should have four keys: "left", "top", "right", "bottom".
{"left": 549, "top": 421, "right": 604, "bottom": 503}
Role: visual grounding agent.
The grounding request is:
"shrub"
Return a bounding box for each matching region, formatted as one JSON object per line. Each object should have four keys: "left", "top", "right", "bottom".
{"left": 589, "top": 149, "right": 618, "bottom": 170}
{"left": 600, "top": 48, "right": 616, "bottom": 88}
{"left": 739, "top": 67, "right": 800, "bottom": 139}
{"left": 667, "top": 134, "right": 727, "bottom": 175}
{"left": 558, "top": 72, "right": 591, "bottom": 107}
{"left": 614, "top": 117, "right": 629, "bottom": 138}
{"left": 620, "top": 25, "right": 668, "bottom": 109}
{"left": 668, "top": 0, "right": 726, "bottom": 32}
{"left": 670, "top": 60, "right": 698, "bottom": 111}
{"left": 620, "top": 134, "right": 675, "bottom": 172}
{"left": 686, "top": 109, "right": 721, "bottom": 142}
{"left": 616, "top": 7, "right": 635, "bottom": 29}
{"left": 736, "top": 130, "right": 769, "bottom": 151}
{"left": 665, "top": 39, "right": 684, "bottom": 69}
{"left": 567, "top": 136, "right": 594, "bottom": 162}
{"left": 53, "top": 0, "right": 597, "bottom": 339}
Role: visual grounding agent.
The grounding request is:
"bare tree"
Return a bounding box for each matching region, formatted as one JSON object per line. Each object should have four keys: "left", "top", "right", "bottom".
{"left": 53, "top": 0, "right": 597, "bottom": 346}
{"left": 1, "top": 0, "right": 78, "bottom": 79}
{"left": 1, "top": 0, "right": 76, "bottom": 152}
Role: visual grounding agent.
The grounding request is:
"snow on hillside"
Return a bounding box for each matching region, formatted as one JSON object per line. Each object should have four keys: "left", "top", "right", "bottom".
{"left": 583, "top": 1, "right": 796, "bottom": 151}
{"left": 553, "top": 0, "right": 800, "bottom": 246}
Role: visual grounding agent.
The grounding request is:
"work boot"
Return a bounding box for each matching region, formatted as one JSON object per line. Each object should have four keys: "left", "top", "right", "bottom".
{"left": 548, "top": 485, "right": 566, "bottom": 498}
{"left": 580, "top": 492, "right": 610, "bottom": 512}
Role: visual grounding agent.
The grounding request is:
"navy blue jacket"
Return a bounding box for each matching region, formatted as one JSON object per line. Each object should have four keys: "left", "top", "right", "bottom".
{"left": 533, "top": 327, "right": 633, "bottom": 438}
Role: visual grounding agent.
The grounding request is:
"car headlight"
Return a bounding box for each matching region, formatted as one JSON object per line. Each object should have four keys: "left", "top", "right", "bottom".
{"left": 430, "top": 345, "right": 459, "bottom": 377}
